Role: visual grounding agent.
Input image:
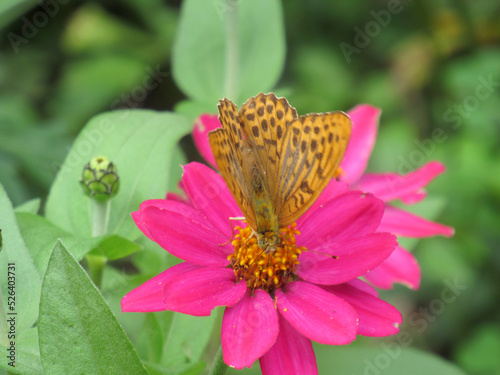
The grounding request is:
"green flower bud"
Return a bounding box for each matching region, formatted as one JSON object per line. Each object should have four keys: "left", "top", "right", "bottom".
{"left": 80, "top": 156, "right": 119, "bottom": 201}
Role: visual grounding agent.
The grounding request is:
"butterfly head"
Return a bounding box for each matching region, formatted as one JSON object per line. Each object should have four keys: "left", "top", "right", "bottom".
{"left": 257, "top": 231, "right": 280, "bottom": 253}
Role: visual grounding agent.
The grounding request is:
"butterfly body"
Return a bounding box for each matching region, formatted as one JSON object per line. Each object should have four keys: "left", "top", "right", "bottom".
{"left": 248, "top": 159, "right": 280, "bottom": 252}
{"left": 209, "top": 93, "right": 352, "bottom": 252}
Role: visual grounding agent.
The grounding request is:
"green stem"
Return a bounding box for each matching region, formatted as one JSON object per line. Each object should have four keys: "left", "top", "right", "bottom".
{"left": 86, "top": 199, "right": 110, "bottom": 288}
{"left": 208, "top": 346, "right": 228, "bottom": 375}
{"left": 223, "top": 0, "right": 239, "bottom": 100}
{"left": 92, "top": 199, "right": 110, "bottom": 237}
{"left": 86, "top": 254, "right": 107, "bottom": 288}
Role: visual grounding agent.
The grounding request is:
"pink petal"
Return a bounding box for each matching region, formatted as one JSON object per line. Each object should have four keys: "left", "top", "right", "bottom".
{"left": 182, "top": 162, "right": 244, "bottom": 238}
{"left": 121, "top": 262, "right": 200, "bottom": 312}
{"left": 399, "top": 191, "right": 427, "bottom": 204}
{"left": 221, "top": 290, "right": 279, "bottom": 369}
{"left": 139, "top": 200, "right": 231, "bottom": 266}
{"left": 132, "top": 198, "right": 196, "bottom": 242}
{"left": 165, "top": 191, "right": 189, "bottom": 203}
{"left": 364, "top": 246, "right": 421, "bottom": 290}
{"left": 324, "top": 280, "right": 402, "bottom": 337}
{"left": 165, "top": 180, "right": 191, "bottom": 204}
{"left": 356, "top": 161, "right": 446, "bottom": 203}
{"left": 348, "top": 278, "right": 379, "bottom": 297}
{"left": 276, "top": 281, "right": 358, "bottom": 345}
{"left": 297, "top": 233, "right": 397, "bottom": 285}
{"left": 340, "top": 105, "right": 381, "bottom": 184}
{"left": 132, "top": 209, "right": 155, "bottom": 242}
{"left": 162, "top": 267, "right": 246, "bottom": 316}
{"left": 298, "top": 192, "right": 385, "bottom": 249}
{"left": 193, "top": 114, "right": 220, "bottom": 168}
{"left": 378, "top": 206, "right": 455, "bottom": 237}
{"left": 260, "top": 315, "right": 318, "bottom": 375}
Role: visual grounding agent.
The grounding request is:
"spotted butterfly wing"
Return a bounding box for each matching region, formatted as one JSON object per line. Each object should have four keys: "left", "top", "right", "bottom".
{"left": 210, "top": 93, "right": 352, "bottom": 240}
{"left": 208, "top": 99, "right": 258, "bottom": 230}
{"left": 277, "top": 112, "right": 352, "bottom": 226}
{"left": 236, "top": 93, "right": 352, "bottom": 227}
{"left": 238, "top": 93, "right": 298, "bottom": 201}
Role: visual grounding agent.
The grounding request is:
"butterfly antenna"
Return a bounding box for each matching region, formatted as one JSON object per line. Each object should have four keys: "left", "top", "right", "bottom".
{"left": 292, "top": 245, "right": 338, "bottom": 259}
{"left": 282, "top": 232, "right": 338, "bottom": 259}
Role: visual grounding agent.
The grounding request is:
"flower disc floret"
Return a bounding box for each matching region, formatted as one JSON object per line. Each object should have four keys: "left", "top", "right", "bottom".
{"left": 228, "top": 223, "right": 305, "bottom": 293}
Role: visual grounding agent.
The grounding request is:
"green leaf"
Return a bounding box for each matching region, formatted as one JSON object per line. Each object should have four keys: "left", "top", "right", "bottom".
{"left": 38, "top": 241, "right": 147, "bottom": 374}
{"left": 0, "top": 326, "right": 43, "bottom": 375}
{"left": 160, "top": 312, "right": 217, "bottom": 371}
{"left": 89, "top": 234, "right": 142, "bottom": 260}
{"left": 288, "top": 44, "right": 354, "bottom": 112}
{"left": 174, "top": 100, "right": 218, "bottom": 123}
{"left": 45, "top": 110, "right": 192, "bottom": 240}
{"left": 14, "top": 198, "right": 41, "bottom": 214}
{"left": 143, "top": 360, "right": 206, "bottom": 375}
{"left": 0, "top": 183, "right": 42, "bottom": 373}
{"left": 17, "top": 212, "right": 141, "bottom": 281}
{"left": 455, "top": 323, "right": 500, "bottom": 375}
{"left": 61, "top": 3, "right": 164, "bottom": 61}
{"left": 0, "top": 122, "right": 71, "bottom": 190}
{"left": 48, "top": 56, "right": 155, "bottom": 131}
{"left": 0, "top": 0, "right": 37, "bottom": 30}
{"left": 138, "top": 312, "right": 172, "bottom": 364}
{"left": 172, "top": 0, "right": 285, "bottom": 104}
{"left": 133, "top": 235, "right": 173, "bottom": 279}
{"left": 167, "top": 144, "right": 188, "bottom": 196}
{"left": 15, "top": 212, "right": 102, "bottom": 275}
{"left": 135, "top": 305, "right": 216, "bottom": 372}
{"left": 0, "top": 157, "right": 31, "bottom": 206}
{"left": 0, "top": 187, "right": 41, "bottom": 327}
{"left": 314, "top": 345, "right": 467, "bottom": 375}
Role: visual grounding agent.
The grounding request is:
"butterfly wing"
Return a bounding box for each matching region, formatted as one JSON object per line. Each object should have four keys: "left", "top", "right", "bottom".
{"left": 277, "top": 112, "right": 352, "bottom": 227}
{"left": 211, "top": 93, "right": 352, "bottom": 230}
{"left": 208, "top": 99, "right": 257, "bottom": 229}
{"left": 237, "top": 92, "right": 298, "bottom": 200}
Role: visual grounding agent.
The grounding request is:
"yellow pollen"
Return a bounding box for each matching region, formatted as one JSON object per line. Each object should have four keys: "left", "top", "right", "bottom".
{"left": 227, "top": 222, "right": 306, "bottom": 293}
{"left": 334, "top": 166, "right": 344, "bottom": 179}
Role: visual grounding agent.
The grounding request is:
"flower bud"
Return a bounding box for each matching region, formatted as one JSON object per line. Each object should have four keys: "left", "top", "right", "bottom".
{"left": 80, "top": 156, "right": 119, "bottom": 201}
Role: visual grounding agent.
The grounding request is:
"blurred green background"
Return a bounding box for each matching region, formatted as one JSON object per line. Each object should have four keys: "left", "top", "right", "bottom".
{"left": 1, "top": 0, "right": 499, "bottom": 374}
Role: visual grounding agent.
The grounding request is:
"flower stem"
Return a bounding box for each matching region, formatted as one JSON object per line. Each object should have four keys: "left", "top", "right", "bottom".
{"left": 208, "top": 346, "right": 228, "bottom": 375}
{"left": 86, "top": 254, "right": 106, "bottom": 288}
{"left": 86, "top": 199, "right": 110, "bottom": 288}
{"left": 92, "top": 199, "right": 110, "bottom": 237}
{"left": 223, "top": 0, "right": 238, "bottom": 100}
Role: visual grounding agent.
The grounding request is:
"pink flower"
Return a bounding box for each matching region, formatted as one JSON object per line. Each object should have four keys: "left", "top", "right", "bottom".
{"left": 338, "top": 105, "right": 454, "bottom": 289}
{"left": 122, "top": 162, "right": 401, "bottom": 373}
{"left": 193, "top": 114, "right": 219, "bottom": 168}
{"left": 192, "top": 107, "right": 454, "bottom": 291}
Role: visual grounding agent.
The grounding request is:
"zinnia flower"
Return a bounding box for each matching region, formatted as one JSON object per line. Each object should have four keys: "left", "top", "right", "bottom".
{"left": 192, "top": 107, "right": 454, "bottom": 291}
{"left": 337, "top": 105, "right": 454, "bottom": 290}
{"left": 122, "top": 162, "right": 402, "bottom": 373}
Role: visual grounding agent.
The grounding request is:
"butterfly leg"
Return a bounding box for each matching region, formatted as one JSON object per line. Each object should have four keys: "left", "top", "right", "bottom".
{"left": 246, "top": 229, "right": 270, "bottom": 267}
{"left": 218, "top": 216, "right": 246, "bottom": 246}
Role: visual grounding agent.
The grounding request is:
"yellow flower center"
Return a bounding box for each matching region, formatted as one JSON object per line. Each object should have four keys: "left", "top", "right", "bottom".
{"left": 227, "top": 222, "right": 305, "bottom": 293}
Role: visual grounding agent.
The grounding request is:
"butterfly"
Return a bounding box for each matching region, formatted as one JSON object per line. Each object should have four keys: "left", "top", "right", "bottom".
{"left": 208, "top": 93, "right": 352, "bottom": 252}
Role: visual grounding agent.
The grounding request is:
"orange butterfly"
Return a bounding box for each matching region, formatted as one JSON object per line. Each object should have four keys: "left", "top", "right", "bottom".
{"left": 209, "top": 93, "right": 352, "bottom": 252}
